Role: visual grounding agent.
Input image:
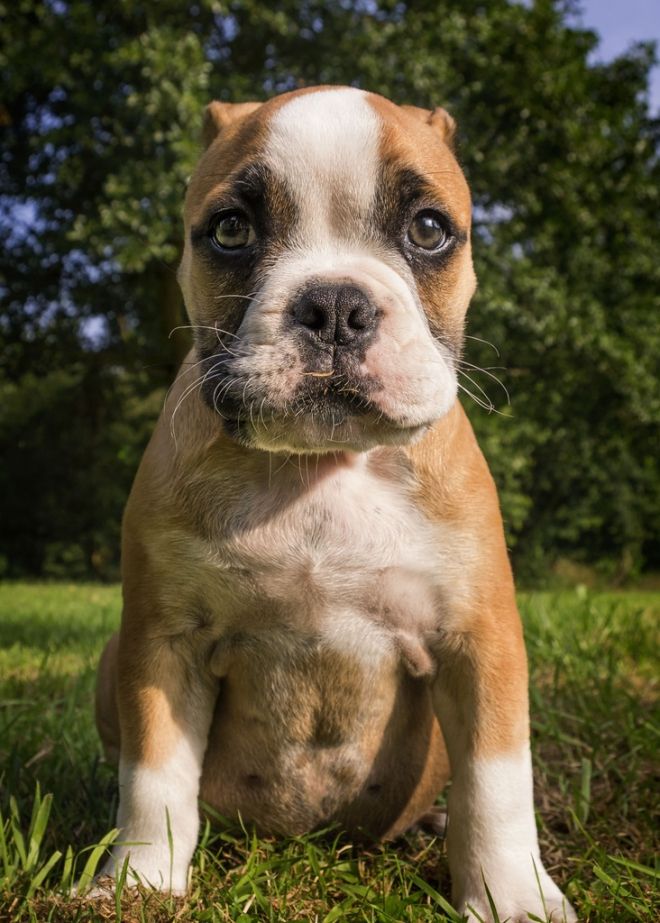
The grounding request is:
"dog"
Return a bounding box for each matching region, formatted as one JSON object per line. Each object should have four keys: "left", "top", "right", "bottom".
{"left": 94, "top": 86, "right": 576, "bottom": 922}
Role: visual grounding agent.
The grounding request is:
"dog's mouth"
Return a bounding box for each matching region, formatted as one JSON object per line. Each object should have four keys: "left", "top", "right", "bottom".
{"left": 211, "top": 370, "right": 428, "bottom": 453}
{"left": 219, "top": 374, "right": 377, "bottom": 431}
{"left": 290, "top": 371, "right": 381, "bottom": 420}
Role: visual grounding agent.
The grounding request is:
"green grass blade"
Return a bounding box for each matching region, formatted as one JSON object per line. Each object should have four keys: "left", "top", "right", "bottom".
{"left": 0, "top": 809, "right": 13, "bottom": 880}
{"left": 592, "top": 864, "right": 643, "bottom": 918}
{"left": 59, "top": 844, "right": 74, "bottom": 891}
{"left": 26, "top": 848, "right": 62, "bottom": 898}
{"left": 408, "top": 873, "right": 463, "bottom": 919}
{"left": 481, "top": 872, "right": 501, "bottom": 923}
{"left": 577, "top": 757, "right": 592, "bottom": 825}
{"left": 165, "top": 805, "right": 174, "bottom": 892}
{"left": 608, "top": 856, "right": 660, "bottom": 879}
{"left": 9, "top": 797, "right": 27, "bottom": 868}
{"left": 75, "top": 828, "right": 120, "bottom": 894}
{"left": 115, "top": 854, "right": 130, "bottom": 921}
{"left": 26, "top": 790, "right": 53, "bottom": 871}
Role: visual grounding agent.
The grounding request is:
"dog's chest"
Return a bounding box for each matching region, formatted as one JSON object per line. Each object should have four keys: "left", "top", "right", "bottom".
{"left": 208, "top": 456, "right": 442, "bottom": 669}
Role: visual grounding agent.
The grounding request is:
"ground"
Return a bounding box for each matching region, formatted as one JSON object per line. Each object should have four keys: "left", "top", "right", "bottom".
{"left": 0, "top": 583, "right": 657, "bottom": 922}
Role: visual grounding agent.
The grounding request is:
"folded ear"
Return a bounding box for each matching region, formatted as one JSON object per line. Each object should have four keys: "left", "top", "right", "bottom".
{"left": 202, "top": 100, "right": 263, "bottom": 149}
{"left": 400, "top": 104, "right": 457, "bottom": 148}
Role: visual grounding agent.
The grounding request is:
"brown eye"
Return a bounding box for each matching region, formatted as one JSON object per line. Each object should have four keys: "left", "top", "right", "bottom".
{"left": 211, "top": 210, "right": 256, "bottom": 250}
{"left": 408, "top": 210, "right": 450, "bottom": 251}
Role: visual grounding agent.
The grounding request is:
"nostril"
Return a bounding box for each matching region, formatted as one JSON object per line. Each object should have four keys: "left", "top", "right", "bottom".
{"left": 347, "top": 307, "right": 368, "bottom": 330}
{"left": 297, "top": 303, "right": 327, "bottom": 331}
{"left": 336, "top": 286, "right": 377, "bottom": 339}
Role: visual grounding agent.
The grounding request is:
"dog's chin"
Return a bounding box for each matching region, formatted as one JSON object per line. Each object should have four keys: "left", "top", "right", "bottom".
{"left": 221, "top": 410, "right": 432, "bottom": 455}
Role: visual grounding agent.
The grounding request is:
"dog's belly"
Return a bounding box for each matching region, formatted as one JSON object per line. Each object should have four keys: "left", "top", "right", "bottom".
{"left": 200, "top": 624, "right": 448, "bottom": 837}
{"left": 188, "top": 455, "right": 452, "bottom": 835}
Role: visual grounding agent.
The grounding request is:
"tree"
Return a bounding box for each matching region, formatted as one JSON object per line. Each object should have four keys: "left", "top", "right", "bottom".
{"left": 1, "top": 0, "right": 658, "bottom": 579}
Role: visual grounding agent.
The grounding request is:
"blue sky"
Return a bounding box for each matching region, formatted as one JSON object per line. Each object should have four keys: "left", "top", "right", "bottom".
{"left": 576, "top": 0, "right": 660, "bottom": 109}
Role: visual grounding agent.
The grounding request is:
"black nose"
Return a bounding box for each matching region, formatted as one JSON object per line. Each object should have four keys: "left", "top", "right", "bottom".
{"left": 291, "top": 283, "right": 378, "bottom": 347}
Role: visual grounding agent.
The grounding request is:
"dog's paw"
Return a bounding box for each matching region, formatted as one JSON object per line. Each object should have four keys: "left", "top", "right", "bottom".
{"left": 456, "top": 866, "right": 576, "bottom": 923}
{"left": 460, "top": 896, "right": 576, "bottom": 923}
{"left": 93, "top": 849, "right": 190, "bottom": 894}
{"left": 70, "top": 875, "right": 115, "bottom": 900}
{"left": 407, "top": 805, "right": 448, "bottom": 837}
{"left": 74, "top": 873, "right": 188, "bottom": 904}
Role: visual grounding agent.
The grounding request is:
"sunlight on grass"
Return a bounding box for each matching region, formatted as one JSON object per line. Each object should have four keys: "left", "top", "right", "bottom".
{"left": 0, "top": 584, "right": 657, "bottom": 921}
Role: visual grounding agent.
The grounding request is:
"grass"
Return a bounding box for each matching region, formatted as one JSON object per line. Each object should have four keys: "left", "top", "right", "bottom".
{"left": 0, "top": 582, "right": 657, "bottom": 922}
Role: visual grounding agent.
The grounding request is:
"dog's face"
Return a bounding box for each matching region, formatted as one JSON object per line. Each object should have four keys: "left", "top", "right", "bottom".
{"left": 179, "top": 87, "right": 476, "bottom": 453}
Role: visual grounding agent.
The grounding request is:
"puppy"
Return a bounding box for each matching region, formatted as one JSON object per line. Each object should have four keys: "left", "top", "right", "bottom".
{"left": 95, "top": 86, "right": 576, "bottom": 922}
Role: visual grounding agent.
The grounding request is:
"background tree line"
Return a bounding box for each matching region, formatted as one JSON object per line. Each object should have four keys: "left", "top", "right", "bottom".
{"left": 1, "top": 0, "right": 658, "bottom": 583}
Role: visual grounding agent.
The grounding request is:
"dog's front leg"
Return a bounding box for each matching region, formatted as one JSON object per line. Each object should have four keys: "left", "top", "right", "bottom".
{"left": 431, "top": 598, "right": 576, "bottom": 923}
{"left": 100, "top": 615, "right": 217, "bottom": 893}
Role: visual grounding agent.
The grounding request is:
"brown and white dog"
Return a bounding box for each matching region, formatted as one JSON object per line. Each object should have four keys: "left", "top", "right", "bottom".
{"left": 94, "top": 86, "right": 576, "bottom": 922}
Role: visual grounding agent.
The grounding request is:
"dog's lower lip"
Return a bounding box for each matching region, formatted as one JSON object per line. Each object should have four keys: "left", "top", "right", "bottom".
{"left": 223, "top": 407, "right": 430, "bottom": 434}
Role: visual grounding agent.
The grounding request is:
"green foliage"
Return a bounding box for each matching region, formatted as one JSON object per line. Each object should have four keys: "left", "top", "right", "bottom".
{"left": 0, "top": 583, "right": 658, "bottom": 919}
{"left": 68, "top": 26, "right": 210, "bottom": 273}
{"left": 0, "top": 363, "right": 165, "bottom": 578}
{"left": 0, "top": 1, "right": 658, "bottom": 578}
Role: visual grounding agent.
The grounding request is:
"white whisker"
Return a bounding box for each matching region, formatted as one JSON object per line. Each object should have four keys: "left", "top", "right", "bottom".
{"left": 455, "top": 360, "right": 510, "bottom": 405}
{"left": 458, "top": 370, "right": 495, "bottom": 411}
{"left": 464, "top": 334, "right": 501, "bottom": 357}
{"left": 170, "top": 361, "right": 225, "bottom": 447}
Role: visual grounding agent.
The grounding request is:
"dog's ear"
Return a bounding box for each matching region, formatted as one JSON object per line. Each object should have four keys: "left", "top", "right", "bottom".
{"left": 401, "top": 104, "right": 456, "bottom": 148}
{"left": 202, "top": 100, "right": 262, "bottom": 149}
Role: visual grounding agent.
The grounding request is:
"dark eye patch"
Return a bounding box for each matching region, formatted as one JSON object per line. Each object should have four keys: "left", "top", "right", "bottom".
{"left": 372, "top": 163, "right": 466, "bottom": 263}
{"left": 191, "top": 162, "right": 298, "bottom": 248}
{"left": 189, "top": 162, "right": 299, "bottom": 360}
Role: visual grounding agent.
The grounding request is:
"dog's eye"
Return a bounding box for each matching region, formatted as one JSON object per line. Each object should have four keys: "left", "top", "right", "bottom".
{"left": 408, "top": 210, "right": 450, "bottom": 251}
{"left": 210, "top": 211, "right": 256, "bottom": 250}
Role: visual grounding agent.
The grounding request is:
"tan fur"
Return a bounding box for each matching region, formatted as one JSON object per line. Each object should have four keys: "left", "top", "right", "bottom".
{"left": 202, "top": 100, "right": 263, "bottom": 148}
{"left": 98, "top": 85, "right": 517, "bottom": 818}
{"left": 98, "top": 394, "right": 454, "bottom": 830}
{"left": 399, "top": 104, "right": 457, "bottom": 147}
{"left": 97, "top": 381, "right": 521, "bottom": 824}
{"left": 405, "top": 405, "right": 529, "bottom": 757}
{"left": 94, "top": 87, "right": 573, "bottom": 921}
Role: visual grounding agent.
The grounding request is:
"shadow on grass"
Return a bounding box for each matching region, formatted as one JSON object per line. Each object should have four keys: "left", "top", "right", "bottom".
{"left": 1, "top": 667, "right": 119, "bottom": 853}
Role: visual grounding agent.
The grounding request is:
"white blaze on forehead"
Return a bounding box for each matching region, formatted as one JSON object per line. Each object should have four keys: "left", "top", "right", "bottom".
{"left": 265, "top": 88, "right": 381, "bottom": 242}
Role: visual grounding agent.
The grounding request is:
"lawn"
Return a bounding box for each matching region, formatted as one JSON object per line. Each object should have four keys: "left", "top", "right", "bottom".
{"left": 0, "top": 583, "right": 657, "bottom": 922}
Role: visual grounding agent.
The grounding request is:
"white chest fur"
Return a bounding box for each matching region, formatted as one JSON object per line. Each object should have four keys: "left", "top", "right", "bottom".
{"left": 201, "top": 452, "right": 445, "bottom": 672}
{"left": 149, "top": 449, "right": 471, "bottom": 680}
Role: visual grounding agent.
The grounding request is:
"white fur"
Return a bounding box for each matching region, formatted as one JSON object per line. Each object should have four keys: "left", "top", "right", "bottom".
{"left": 212, "top": 455, "right": 451, "bottom": 617}
{"left": 267, "top": 87, "right": 380, "bottom": 245}
{"left": 236, "top": 249, "right": 457, "bottom": 440}
{"left": 446, "top": 748, "right": 576, "bottom": 922}
{"left": 101, "top": 737, "right": 204, "bottom": 892}
{"left": 150, "top": 450, "right": 478, "bottom": 638}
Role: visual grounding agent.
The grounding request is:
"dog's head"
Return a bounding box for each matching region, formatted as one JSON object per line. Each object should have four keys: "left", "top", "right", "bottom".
{"left": 179, "top": 86, "right": 475, "bottom": 453}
